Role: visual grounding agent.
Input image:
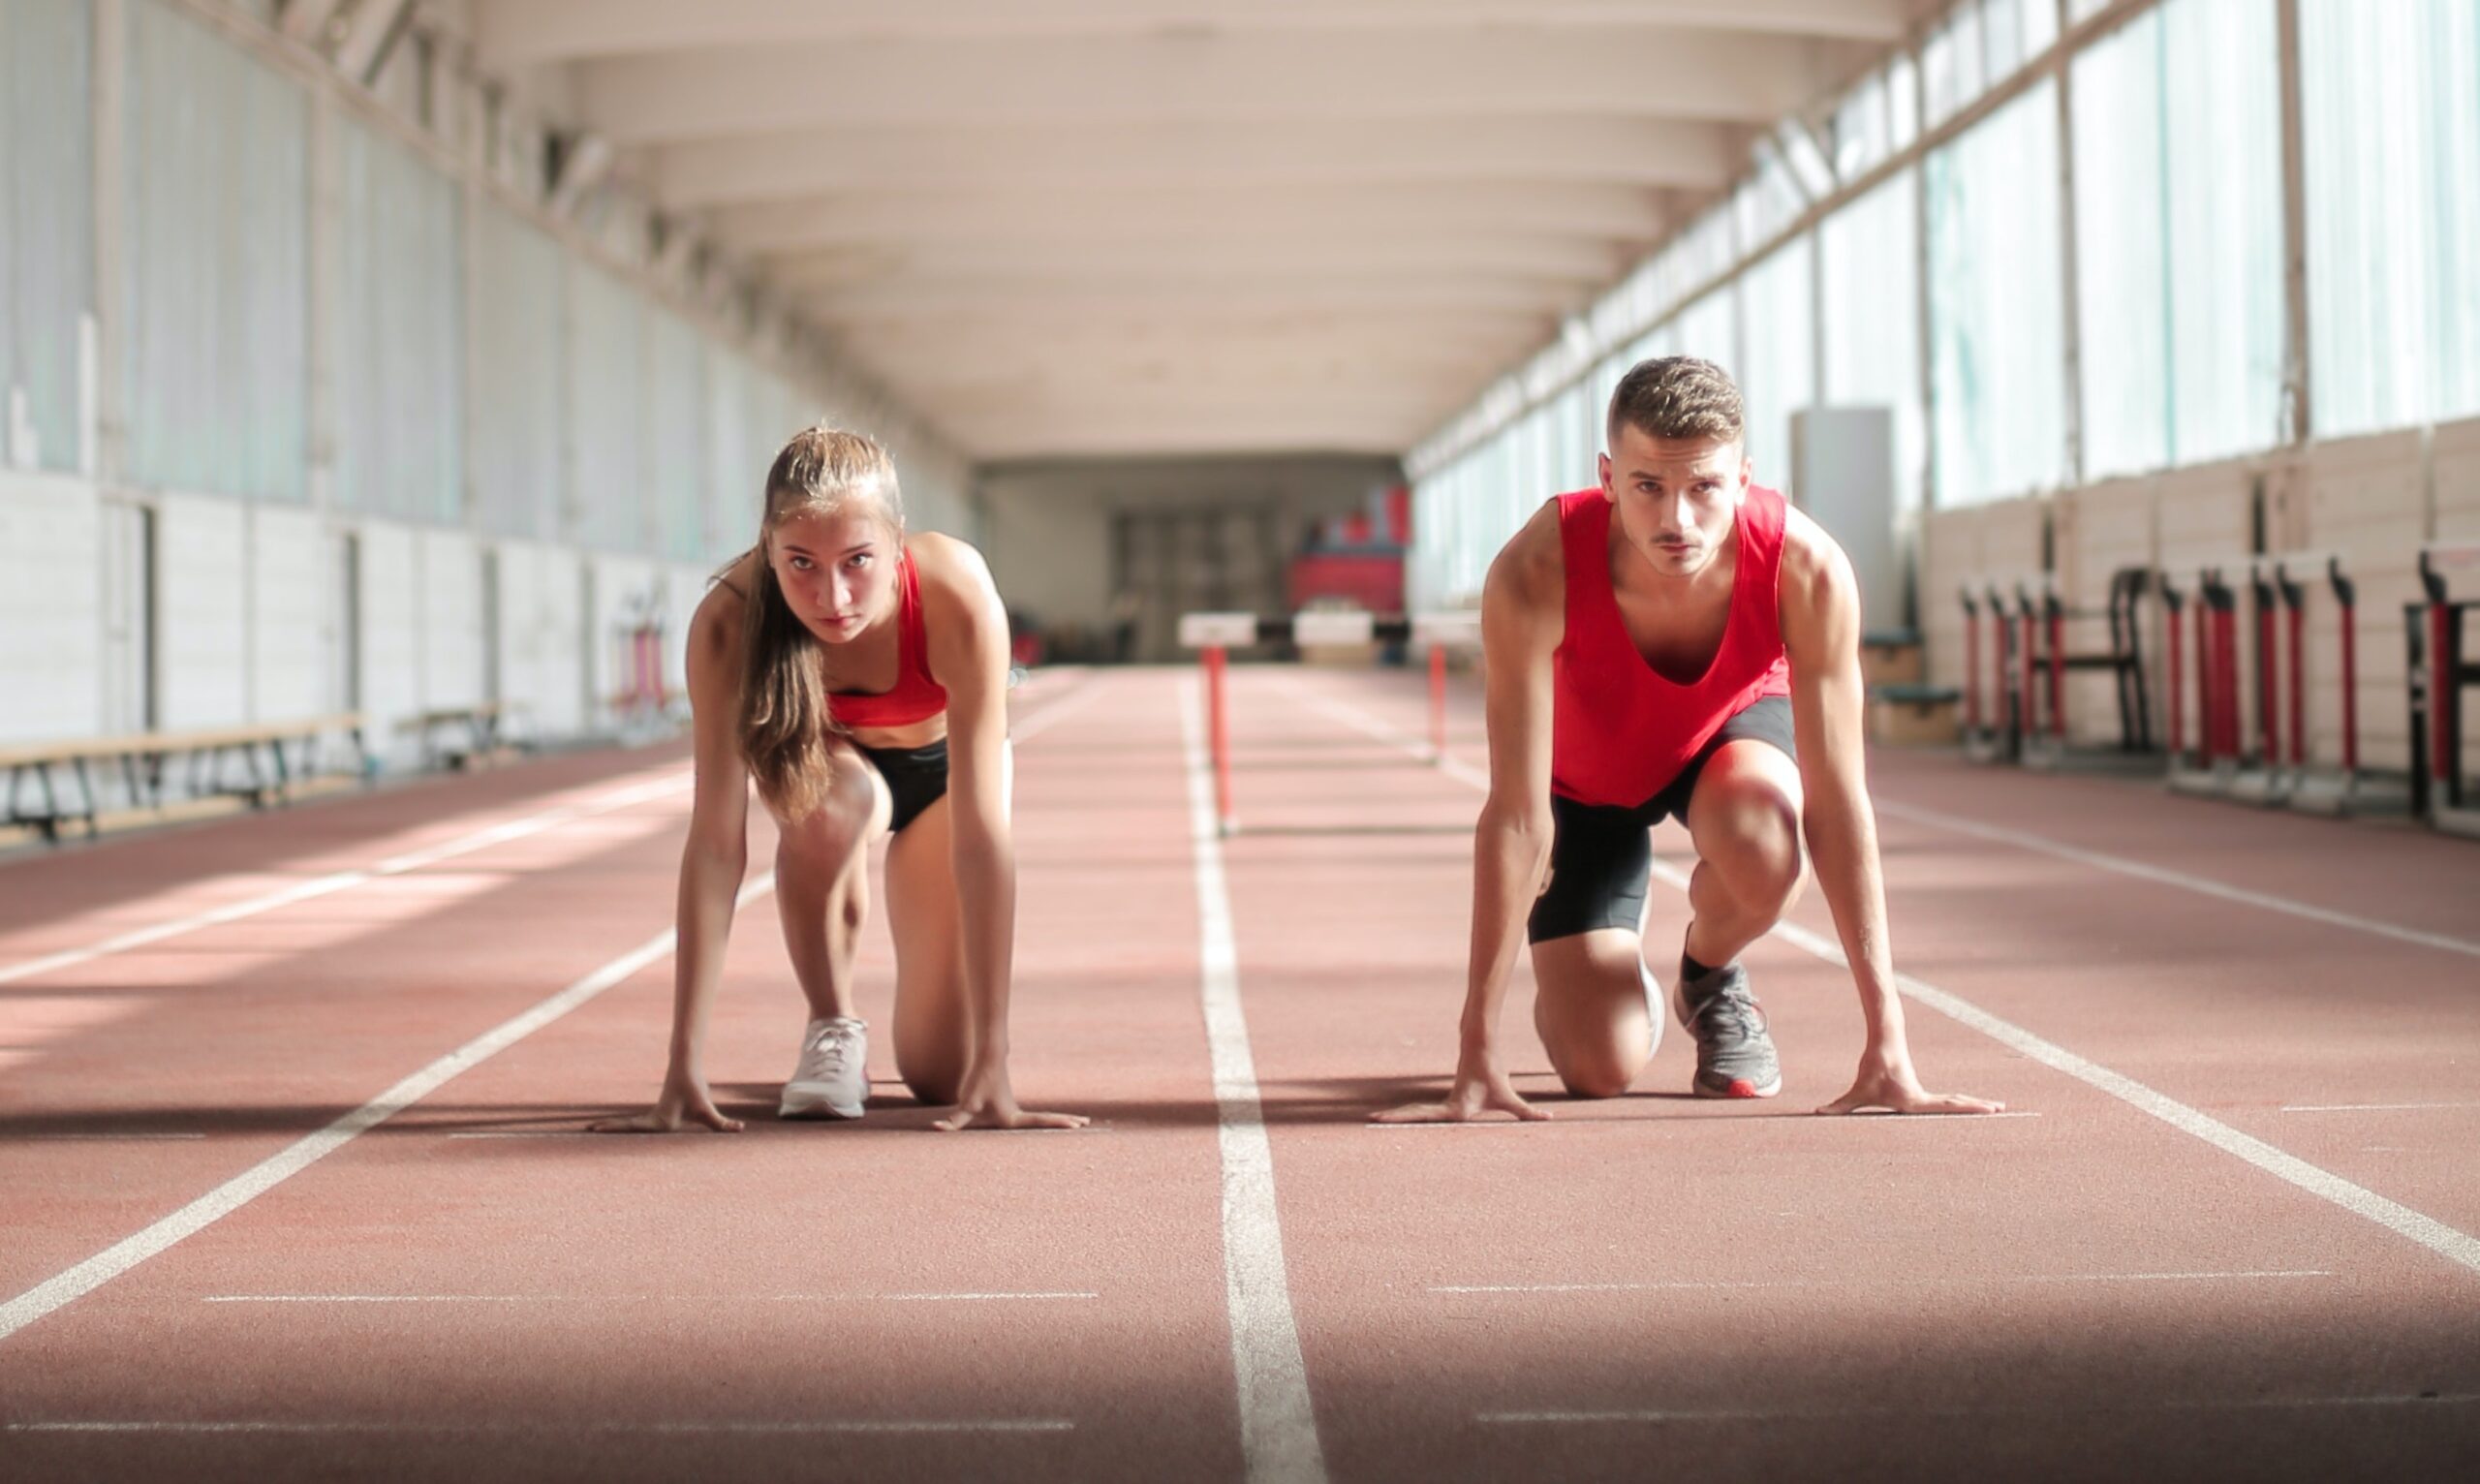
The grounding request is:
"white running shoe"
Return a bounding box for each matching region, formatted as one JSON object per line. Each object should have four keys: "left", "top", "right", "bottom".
{"left": 779, "top": 1015, "right": 869, "bottom": 1120}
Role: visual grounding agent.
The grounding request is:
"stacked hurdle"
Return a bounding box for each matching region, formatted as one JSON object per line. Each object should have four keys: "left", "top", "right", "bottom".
{"left": 1178, "top": 608, "right": 1482, "bottom": 837}
{"left": 2405, "top": 542, "right": 2480, "bottom": 839}
{"left": 2163, "top": 551, "right": 2396, "bottom": 814}
{"left": 1958, "top": 574, "right": 2034, "bottom": 764}
{"left": 1958, "top": 568, "right": 2152, "bottom": 769}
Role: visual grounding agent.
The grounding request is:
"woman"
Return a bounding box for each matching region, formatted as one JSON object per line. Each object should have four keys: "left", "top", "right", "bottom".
{"left": 596, "top": 427, "right": 1085, "bottom": 1133}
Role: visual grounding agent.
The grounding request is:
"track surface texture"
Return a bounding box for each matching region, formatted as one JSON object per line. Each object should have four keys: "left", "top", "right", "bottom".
{"left": 4, "top": 665, "right": 2475, "bottom": 1484}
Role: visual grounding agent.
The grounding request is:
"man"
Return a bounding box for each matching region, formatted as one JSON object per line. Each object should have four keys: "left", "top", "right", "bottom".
{"left": 1380, "top": 357, "right": 2001, "bottom": 1122}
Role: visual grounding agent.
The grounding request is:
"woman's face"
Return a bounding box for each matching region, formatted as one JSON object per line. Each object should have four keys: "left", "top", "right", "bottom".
{"left": 766, "top": 503, "right": 900, "bottom": 645}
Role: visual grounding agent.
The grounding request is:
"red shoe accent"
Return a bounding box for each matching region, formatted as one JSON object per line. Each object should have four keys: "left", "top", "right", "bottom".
{"left": 1724, "top": 1078, "right": 1758, "bottom": 1098}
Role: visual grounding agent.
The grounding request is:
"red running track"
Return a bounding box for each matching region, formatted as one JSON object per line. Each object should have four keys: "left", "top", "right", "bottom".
{"left": 1, "top": 664, "right": 2476, "bottom": 1483}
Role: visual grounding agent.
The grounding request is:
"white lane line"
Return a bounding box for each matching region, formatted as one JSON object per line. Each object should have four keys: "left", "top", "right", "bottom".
{"left": 203, "top": 1291, "right": 1100, "bottom": 1304}
{"left": 0, "top": 876, "right": 776, "bottom": 1345}
{"left": 1872, "top": 797, "right": 2480, "bottom": 962}
{"left": 2283, "top": 1102, "right": 2480, "bottom": 1114}
{"left": 1433, "top": 1270, "right": 2332, "bottom": 1294}
{"left": 1364, "top": 1110, "right": 2045, "bottom": 1128}
{"left": 1010, "top": 672, "right": 1109, "bottom": 743}
{"left": 1295, "top": 681, "right": 2480, "bottom": 1282}
{"left": 1479, "top": 1394, "right": 2480, "bottom": 1424}
{"left": 0, "top": 771, "right": 692, "bottom": 988}
{"left": 878, "top": 1291, "right": 1099, "bottom": 1302}
{"left": 2, "top": 1419, "right": 1075, "bottom": 1436}
{"left": 1179, "top": 678, "right": 1329, "bottom": 1484}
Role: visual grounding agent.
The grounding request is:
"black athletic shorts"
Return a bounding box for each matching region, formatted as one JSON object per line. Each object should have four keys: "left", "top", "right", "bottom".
{"left": 856, "top": 737, "right": 950, "bottom": 834}
{"left": 1526, "top": 696, "right": 1797, "bottom": 943}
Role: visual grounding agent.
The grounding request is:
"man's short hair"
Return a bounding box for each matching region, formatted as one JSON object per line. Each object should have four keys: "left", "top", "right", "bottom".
{"left": 1606, "top": 356, "right": 1746, "bottom": 448}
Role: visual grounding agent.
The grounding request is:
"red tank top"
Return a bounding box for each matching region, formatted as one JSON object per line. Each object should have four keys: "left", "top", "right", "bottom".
{"left": 1550, "top": 485, "right": 1792, "bottom": 807}
{"left": 828, "top": 552, "right": 948, "bottom": 729}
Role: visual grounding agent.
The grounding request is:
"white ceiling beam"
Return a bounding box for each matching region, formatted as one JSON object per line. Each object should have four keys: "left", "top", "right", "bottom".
{"left": 801, "top": 277, "right": 1589, "bottom": 322}
{"left": 708, "top": 182, "right": 1666, "bottom": 255}
{"left": 480, "top": 0, "right": 1908, "bottom": 66}
{"left": 574, "top": 30, "right": 1826, "bottom": 144}
{"left": 279, "top": 0, "right": 347, "bottom": 46}
{"left": 943, "top": 414, "right": 1430, "bottom": 460}
{"left": 766, "top": 236, "right": 1626, "bottom": 293}
{"left": 648, "top": 116, "right": 1738, "bottom": 208}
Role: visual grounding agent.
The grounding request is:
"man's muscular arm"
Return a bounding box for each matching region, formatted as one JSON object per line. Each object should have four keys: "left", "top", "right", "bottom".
{"left": 1780, "top": 510, "right": 2004, "bottom": 1116}
{"left": 1374, "top": 502, "right": 1564, "bottom": 1124}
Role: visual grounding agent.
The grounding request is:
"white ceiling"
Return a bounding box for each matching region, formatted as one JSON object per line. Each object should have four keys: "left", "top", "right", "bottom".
{"left": 472, "top": 0, "right": 1920, "bottom": 462}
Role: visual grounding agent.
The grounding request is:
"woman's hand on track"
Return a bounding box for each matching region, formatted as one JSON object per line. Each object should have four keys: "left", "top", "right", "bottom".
{"left": 1816, "top": 1053, "right": 2005, "bottom": 1116}
{"left": 589, "top": 1074, "right": 745, "bottom": 1133}
{"left": 933, "top": 1067, "right": 1090, "bottom": 1132}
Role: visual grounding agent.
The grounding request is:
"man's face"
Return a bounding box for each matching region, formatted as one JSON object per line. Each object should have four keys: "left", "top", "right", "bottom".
{"left": 1599, "top": 426, "right": 1752, "bottom": 580}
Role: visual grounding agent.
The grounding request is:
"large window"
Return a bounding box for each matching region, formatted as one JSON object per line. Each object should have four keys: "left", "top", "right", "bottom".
{"left": 122, "top": 0, "right": 308, "bottom": 502}
{"left": 568, "top": 264, "right": 647, "bottom": 551}
{"left": 1821, "top": 169, "right": 1926, "bottom": 510}
{"left": 1, "top": 0, "right": 93, "bottom": 474}
{"left": 1737, "top": 235, "right": 1815, "bottom": 489}
{"left": 2074, "top": 0, "right": 2283, "bottom": 478}
{"left": 1929, "top": 80, "right": 2065, "bottom": 504}
{"left": 648, "top": 310, "right": 706, "bottom": 561}
{"left": 2302, "top": 0, "right": 2480, "bottom": 435}
{"left": 334, "top": 118, "right": 462, "bottom": 524}
{"left": 471, "top": 205, "right": 565, "bottom": 541}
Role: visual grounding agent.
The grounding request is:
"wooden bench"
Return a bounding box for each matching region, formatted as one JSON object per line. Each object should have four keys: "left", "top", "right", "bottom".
{"left": 394, "top": 700, "right": 528, "bottom": 771}
{"left": 0, "top": 714, "right": 367, "bottom": 843}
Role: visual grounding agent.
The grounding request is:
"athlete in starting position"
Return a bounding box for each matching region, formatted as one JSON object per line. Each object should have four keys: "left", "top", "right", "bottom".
{"left": 1381, "top": 356, "right": 2002, "bottom": 1123}
{"left": 597, "top": 426, "right": 1085, "bottom": 1134}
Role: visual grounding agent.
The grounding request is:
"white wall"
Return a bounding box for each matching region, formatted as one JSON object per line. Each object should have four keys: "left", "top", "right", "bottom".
{"left": 154, "top": 493, "right": 249, "bottom": 731}
{"left": 0, "top": 473, "right": 101, "bottom": 743}
{"left": 417, "top": 528, "right": 485, "bottom": 712}
{"left": 251, "top": 504, "right": 327, "bottom": 724}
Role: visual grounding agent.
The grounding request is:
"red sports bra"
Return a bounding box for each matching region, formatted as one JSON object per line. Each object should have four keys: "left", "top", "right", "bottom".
{"left": 827, "top": 551, "right": 948, "bottom": 729}
{"left": 1549, "top": 484, "right": 1792, "bottom": 807}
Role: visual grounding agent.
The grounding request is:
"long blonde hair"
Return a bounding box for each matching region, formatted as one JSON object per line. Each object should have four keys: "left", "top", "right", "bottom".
{"left": 735, "top": 426, "right": 906, "bottom": 820}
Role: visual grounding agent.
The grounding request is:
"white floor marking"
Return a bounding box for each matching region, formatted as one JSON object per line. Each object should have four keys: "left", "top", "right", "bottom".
{"left": 1478, "top": 1394, "right": 2480, "bottom": 1424}
{"left": 0, "top": 877, "right": 776, "bottom": 1345}
{"left": 1293, "top": 679, "right": 2480, "bottom": 1281}
{"left": 1433, "top": 1270, "right": 2332, "bottom": 1294}
{"left": 1009, "top": 672, "right": 1109, "bottom": 743}
{"left": 203, "top": 1291, "right": 1100, "bottom": 1305}
{"left": 2282, "top": 1102, "right": 2479, "bottom": 1114}
{"left": 878, "top": 1291, "right": 1099, "bottom": 1302}
{"left": 1179, "top": 677, "right": 1329, "bottom": 1484}
{"left": 1872, "top": 797, "right": 2480, "bottom": 962}
{"left": 2, "top": 1419, "right": 1076, "bottom": 1436}
{"left": 0, "top": 771, "right": 692, "bottom": 988}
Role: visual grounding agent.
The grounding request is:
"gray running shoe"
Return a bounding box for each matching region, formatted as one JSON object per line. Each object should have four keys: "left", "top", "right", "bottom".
{"left": 1669, "top": 962, "right": 1782, "bottom": 1099}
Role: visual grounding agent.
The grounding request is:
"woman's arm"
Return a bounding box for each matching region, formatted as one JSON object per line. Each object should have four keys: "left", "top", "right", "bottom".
{"left": 920, "top": 538, "right": 1088, "bottom": 1132}
{"left": 591, "top": 592, "right": 754, "bottom": 1133}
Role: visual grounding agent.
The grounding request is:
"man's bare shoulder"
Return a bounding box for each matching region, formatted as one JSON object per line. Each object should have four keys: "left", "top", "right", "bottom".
{"left": 1485, "top": 499, "right": 1566, "bottom": 614}
{"left": 1778, "top": 505, "right": 1856, "bottom": 604}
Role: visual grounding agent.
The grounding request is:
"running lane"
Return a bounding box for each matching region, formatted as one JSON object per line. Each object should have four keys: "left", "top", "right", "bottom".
{"left": 1, "top": 672, "right": 1256, "bottom": 1483}
{"left": 1226, "top": 663, "right": 2480, "bottom": 1484}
